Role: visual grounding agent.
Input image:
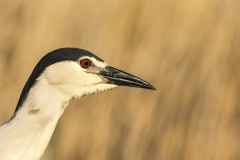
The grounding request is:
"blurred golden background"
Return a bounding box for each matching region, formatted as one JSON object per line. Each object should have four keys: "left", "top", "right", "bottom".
{"left": 0, "top": 0, "right": 240, "bottom": 160}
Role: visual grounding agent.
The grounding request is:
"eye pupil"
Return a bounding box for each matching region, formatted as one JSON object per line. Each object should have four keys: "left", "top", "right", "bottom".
{"left": 80, "top": 59, "right": 91, "bottom": 68}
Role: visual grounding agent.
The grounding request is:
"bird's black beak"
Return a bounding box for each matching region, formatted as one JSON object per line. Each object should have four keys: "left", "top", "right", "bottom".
{"left": 100, "top": 66, "right": 156, "bottom": 90}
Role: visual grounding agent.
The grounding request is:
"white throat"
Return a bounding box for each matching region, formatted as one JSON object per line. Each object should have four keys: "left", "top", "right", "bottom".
{"left": 0, "top": 74, "right": 72, "bottom": 160}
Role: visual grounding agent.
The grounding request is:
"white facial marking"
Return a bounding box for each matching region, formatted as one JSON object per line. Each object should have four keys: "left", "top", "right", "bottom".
{"left": 42, "top": 57, "right": 116, "bottom": 99}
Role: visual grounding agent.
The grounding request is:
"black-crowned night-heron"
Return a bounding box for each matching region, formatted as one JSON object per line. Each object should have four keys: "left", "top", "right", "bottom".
{"left": 0, "top": 48, "right": 155, "bottom": 159}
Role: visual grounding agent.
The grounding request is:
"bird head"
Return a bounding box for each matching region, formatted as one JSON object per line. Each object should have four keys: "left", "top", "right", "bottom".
{"left": 15, "top": 48, "right": 155, "bottom": 112}
{"left": 42, "top": 49, "right": 155, "bottom": 98}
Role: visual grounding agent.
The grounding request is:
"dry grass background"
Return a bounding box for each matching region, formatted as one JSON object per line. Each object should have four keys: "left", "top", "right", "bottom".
{"left": 0, "top": 0, "right": 240, "bottom": 160}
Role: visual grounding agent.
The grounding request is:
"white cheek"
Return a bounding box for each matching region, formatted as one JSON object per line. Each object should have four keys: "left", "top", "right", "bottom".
{"left": 76, "top": 73, "right": 102, "bottom": 86}
{"left": 53, "top": 73, "right": 104, "bottom": 98}
{"left": 43, "top": 61, "right": 81, "bottom": 85}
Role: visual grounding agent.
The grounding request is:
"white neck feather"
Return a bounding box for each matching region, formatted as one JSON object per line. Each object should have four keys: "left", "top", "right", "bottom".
{"left": 0, "top": 75, "right": 71, "bottom": 160}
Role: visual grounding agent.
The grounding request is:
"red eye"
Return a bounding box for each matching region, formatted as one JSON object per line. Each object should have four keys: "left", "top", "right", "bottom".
{"left": 80, "top": 59, "right": 91, "bottom": 68}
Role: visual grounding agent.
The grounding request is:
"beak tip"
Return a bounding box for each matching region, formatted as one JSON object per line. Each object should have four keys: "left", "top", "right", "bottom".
{"left": 151, "top": 87, "right": 157, "bottom": 91}
{"left": 146, "top": 84, "right": 156, "bottom": 90}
